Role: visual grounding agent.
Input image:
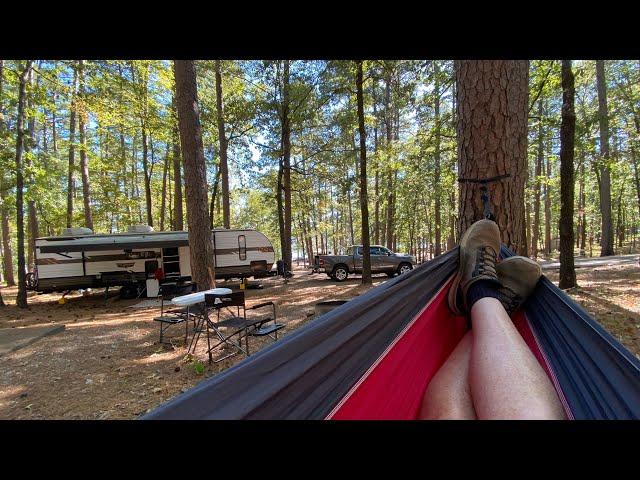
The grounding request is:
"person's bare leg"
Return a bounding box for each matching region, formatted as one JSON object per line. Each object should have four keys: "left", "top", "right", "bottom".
{"left": 469, "top": 297, "right": 566, "bottom": 420}
{"left": 419, "top": 331, "right": 476, "bottom": 420}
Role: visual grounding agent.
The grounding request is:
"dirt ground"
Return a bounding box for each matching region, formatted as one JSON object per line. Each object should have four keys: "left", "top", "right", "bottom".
{"left": 0, "top": 267, "right": 387, "bottom": 419}
{"left": 1, "top": 258, "right": 638, "bottom": 420}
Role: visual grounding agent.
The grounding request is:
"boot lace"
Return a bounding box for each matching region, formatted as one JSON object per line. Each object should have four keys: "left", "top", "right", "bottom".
{"left": 473, "top": 246, "right": 498, "bottom": 279}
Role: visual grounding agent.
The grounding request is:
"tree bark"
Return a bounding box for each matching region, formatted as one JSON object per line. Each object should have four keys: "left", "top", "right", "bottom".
{"left": 77, "top": 60, "right": 94, "bottom": 230}
{"left": 433, "top": 62, "right": 442, "bottom": 257}
{"left": 25, "top": 67, "right": 39, "bottom": 271}
{"left": 544, "top": 150, "right": 552, "bottom": 256}
{"left": 615, "top": 183, "right": 624, "bottom": 248}
{"left": 160, "top": 142, "right": 169, "bottom": 230}
{"left": 558, "top": 60, "right": 577, "bottom": 289}
{"left": 455, "top": 60, "right": 529, "bottom": 253}
{"left": 66, "top": 64, "right": 78, "bottom": 228}
{"left": 356, "top": 61, "right": 372, "bottom": 285}
{"left": 596, "top": 60, "right": 615, "bottom": 256}
{"left": 578, "top": 149, "right": 586, "bottom": 255}
{"left": 632, "top": 147, "right": 640, "bottom": 219}
{"left": 171, "top": 93, "right": 184, "bottom": 230}
{"left": 15, "top": 61, "right": 32, "bottom": 308}
{"left": 0, "top": 60, "right": 15, "bottom": 286}
{"left": 214, "top": 60, "right": 231, "bottom": 229}
{"left": 281, "top": 60, "right": 293, "bottom": 272}
{"left": 52, "top": 91, "right": 58, "bottom": 153}
{"left": 276, "top": 156, "right": 285, "bottom": 262}
{"left": 372, "top": 76, "right": 380, "bottom": 245}
{"left": 531, "top": 100, "right": 544, "bottom": 258}
{"left": 0, "top": 177, "right": 14, "bottom": 285}
{"left": 384, "top": 65, "right": 394, "bottom": 250}
{"left": 209, "top": 165, "right": 221, "bottom": 228}
{"left": 141, "top": 127, "right": 152, "bottom": 227}
{"left": 132, "top": 62, "right": 153, "bottom": 228}
{"left": 173, "top": 60, "right": 216, "bottom": 290}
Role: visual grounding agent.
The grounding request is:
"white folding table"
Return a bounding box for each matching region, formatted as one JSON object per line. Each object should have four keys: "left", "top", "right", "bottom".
{"left": 170, "top": 288, "right": 233, "bottom": 354}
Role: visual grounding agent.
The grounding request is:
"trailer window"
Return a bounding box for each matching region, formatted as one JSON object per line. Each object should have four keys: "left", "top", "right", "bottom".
{"left": 238, "top": 235, "right": 247, "bottom": 260}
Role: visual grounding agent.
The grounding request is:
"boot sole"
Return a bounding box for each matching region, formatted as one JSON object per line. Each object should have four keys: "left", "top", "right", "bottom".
{"left": 447, "top": 224, "right": 478, "bottom": 316}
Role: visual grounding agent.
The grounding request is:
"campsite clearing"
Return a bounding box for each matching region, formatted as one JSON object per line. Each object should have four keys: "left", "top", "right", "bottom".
{"left": 0, "top": 260, "right": 638, "bottom": 420}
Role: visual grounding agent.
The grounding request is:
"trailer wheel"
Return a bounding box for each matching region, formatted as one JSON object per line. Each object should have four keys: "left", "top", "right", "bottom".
{"left": 333, "top": 266, "right": 349, "bottom": 282}
{"left": 119, "top": 284, "right": 139, "bottom": 299}
{"left": 25, "top": 272, "right": 38, "bottom": 290}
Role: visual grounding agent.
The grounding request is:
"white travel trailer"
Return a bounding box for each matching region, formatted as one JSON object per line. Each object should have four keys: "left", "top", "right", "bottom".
{"left": 29, "top": 226, "right": 276, "bottom": 297}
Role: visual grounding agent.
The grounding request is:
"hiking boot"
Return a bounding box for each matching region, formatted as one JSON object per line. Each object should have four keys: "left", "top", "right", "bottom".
{"left": 447, "top": 219, "right": 501, "bottom": 315}
{"left": 495, "top": 256, "right": 542, "bottom": 315}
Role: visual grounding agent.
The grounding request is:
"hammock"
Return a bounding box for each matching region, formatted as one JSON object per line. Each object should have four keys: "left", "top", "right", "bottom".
{"left": 142, "top": 247, "right": 640, "bottom": 420}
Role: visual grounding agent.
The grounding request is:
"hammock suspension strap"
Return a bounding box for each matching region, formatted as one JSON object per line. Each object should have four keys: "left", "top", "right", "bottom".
{"left": 458, "top": 173, "right": 511, "bottom": 222}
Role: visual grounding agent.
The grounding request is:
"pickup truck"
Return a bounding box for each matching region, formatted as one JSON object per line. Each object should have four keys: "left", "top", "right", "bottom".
{"left": 318, "top": 245, "right": 416, "bottom": 281}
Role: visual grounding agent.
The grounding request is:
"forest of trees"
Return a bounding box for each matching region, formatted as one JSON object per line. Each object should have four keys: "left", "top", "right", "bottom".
{"left": 1, "top": 60, "right": 639, "bottom": 306}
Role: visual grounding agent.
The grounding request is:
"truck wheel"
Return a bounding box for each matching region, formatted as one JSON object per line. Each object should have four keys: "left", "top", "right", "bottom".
{"left": 333, "top": 266, "right": 349, "bottom": 282}
{"left": 397, "top": 263, "right": 413, "bottom": 275}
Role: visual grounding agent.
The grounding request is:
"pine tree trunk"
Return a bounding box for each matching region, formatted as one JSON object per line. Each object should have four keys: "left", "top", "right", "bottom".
{"left": 0, "top": 60, "right": 14, "bottom": 286}
{"left": 544, "top": 152, "right": 552, "bottom": 256}
{"left": 77, "top": 60, "right": 94, "bottom": 230}
{"left": 578, "top": 150, "right": 586, "bottom": 255}
{"left": 596, "top": 60, "right": 615, "bottom": 256}
{"left": 356, "top": 60, "right": 372, "bottom": 285}
{"left": 173, "top": 60, "right": 216, "bottom": 290}
{"left": 384, "top": 65, "right": 394, "bottom": 250}
{"left": 347, "top": 181, "right": 355, "bottom": 245}
{"left": 66, "top": 65, "right": 78, "bottom": 228}
{"left": 433, "top": 62, "right": 442, "bottom": 257}
{"left": 532, "top": 100, "right": 544, "bottom": 258}
{"left": 141, "top": 127, "right": 152, "bottom": 227}
{"left": 209, "top": 167, "right": 221, "bottom": 228}
{"left": 276, "top": 157, "right": 285, "bottom": 262}
{"left": 214, "top": 60, "right": 231, "bottom": 229}
{"left": 52, "top": 92, "right": 58, "bottom": 153}
{"left": 616, "top": 184, "right": 624, "bottom": 248}
{"left": 25, "top": 68, "right": 39, "bottom": 271}
{"left": 160, "top": 142, "right": 169, "bottom": 230}
{"left": 448, "top": 191, "right": 456, "bottom": 251}
{"left": 456, "top": 60, "right": 529, "bottom": 253}
{"left": 171, "top": 93, "right": 184, "bottom": 230}
{"left": 15, "top": 61, "right": 32, "bottom": 308}
{"left": 558, "top": 60, "right": 577, "bottom": 289}
{"left": 632, "top": 147, "right": 640, "bottom": 219}
{"left": 281, "top": 60, "right": 293, "bottom": 272}
{"left": 372, "top": 77, "right": 380, "bottom": 245}
{"left": 0, "top": 178, "right": 14, "bottom": 285}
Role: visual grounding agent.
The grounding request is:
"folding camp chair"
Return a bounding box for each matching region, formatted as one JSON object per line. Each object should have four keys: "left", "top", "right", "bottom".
{"left": 153, "top": 282, "right": 200, "bottom": 345}
{"left": 203, "top": 291, "right": 284, "bottom": 363}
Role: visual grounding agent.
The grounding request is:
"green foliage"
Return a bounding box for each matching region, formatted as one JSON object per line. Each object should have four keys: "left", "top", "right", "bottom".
{"left": 1, "top": 59, "right": 639, "bottom": 285}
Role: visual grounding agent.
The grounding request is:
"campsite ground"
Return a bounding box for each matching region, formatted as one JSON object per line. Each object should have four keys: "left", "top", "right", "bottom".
{"left": 0, "top": 256, "right": 638, "bottom": 420}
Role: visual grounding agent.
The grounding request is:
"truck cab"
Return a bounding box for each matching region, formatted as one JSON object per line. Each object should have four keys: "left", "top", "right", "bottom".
{"left": 318, "top": 245, "right": 416, "bottom": 281}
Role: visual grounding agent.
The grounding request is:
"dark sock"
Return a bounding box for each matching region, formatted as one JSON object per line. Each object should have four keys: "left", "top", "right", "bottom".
{"left": 465, "top": 279, "right": 502, "bottom": 310}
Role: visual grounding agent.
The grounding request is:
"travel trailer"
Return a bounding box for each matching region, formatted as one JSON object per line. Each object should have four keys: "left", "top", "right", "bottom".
{"left": 28, "top": 226, "right": 276, "bottom": 297}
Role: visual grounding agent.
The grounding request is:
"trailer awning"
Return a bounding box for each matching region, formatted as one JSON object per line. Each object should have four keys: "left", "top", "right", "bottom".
{"left": 38, "top": 236, "right": 189, "bottom": 253}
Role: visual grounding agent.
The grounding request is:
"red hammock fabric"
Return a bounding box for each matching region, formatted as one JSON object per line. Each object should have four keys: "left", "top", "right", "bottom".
{"left": 328, "top": 278, "right": 558, "bottom": 420}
